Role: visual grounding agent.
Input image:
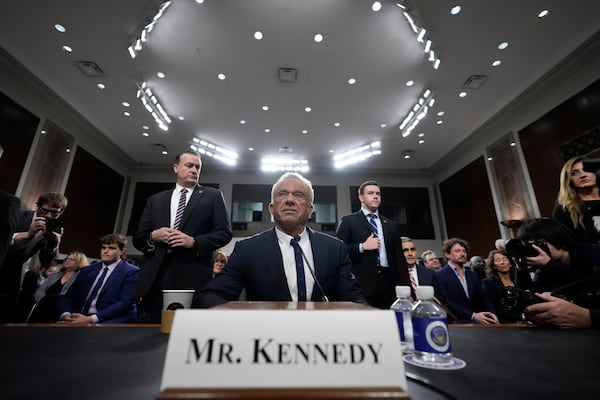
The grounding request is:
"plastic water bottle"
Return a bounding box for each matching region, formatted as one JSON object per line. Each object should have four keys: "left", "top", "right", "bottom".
{"left": 411, "top": 285, "right": 452, "bottom": 364}
{"left": 390, "top": 286, "right": 414, "bottom": 352}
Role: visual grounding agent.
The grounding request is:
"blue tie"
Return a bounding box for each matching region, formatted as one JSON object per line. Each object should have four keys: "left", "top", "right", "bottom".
{"left": 367, "top": 214, "right": 381, "bottom": 266}
{"left": 82, "top": 267, "right": 108, "bottom": 314}
{"left": 290, "top": 238, "right": 307, "bottom": 301}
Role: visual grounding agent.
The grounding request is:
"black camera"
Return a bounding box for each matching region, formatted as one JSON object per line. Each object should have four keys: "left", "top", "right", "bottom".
{"left": 45, "top": 218, "right": 63, "bottom": 233}
{"left": 505, "top": 238, "right": 550, "bottom": 261}
{"left": 582, "top": 157, "right": 600, "bottom": 184}
{"left": 500, "top": 287, "right": 540, "bottom": 312}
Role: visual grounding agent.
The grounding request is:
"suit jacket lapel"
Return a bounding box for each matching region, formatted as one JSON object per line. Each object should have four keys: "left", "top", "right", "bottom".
{"left": 265, "top": 228, "right": 292, "bottom": 300}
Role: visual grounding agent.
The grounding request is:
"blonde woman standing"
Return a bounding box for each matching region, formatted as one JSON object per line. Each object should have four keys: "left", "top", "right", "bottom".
{"left": 553, "top": 156, "right": 600, "bottom": 243}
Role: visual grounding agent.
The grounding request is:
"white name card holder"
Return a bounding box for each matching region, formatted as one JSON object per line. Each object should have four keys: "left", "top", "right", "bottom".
{"left": 156, "top": 302, "right": 410, "bottom": 400}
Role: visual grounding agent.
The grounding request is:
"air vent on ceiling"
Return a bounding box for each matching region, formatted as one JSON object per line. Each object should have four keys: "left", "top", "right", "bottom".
{"left": 278, "top": 67, "right": 297, "bottom": 82}
{"left": 75, "top": 61, "right": 104, "bottom": 77}
{"left": 278, "top": 146, "right": 293, "bottom": 153}
{"left": 462, "top": 74, "right": 488, "bottom": 89}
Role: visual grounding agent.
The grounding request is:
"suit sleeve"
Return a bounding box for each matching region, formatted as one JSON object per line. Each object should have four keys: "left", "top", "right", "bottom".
{"left": 132, "top": 196, "right": 157, "bottom": 254}
{"left": 193, "top": 190, "right": 232, "bottom": 255}
{"left": 333, "top": 240, "right": 368, "bottom": 304}
{"left": 335, "top": 216, "right": 362, "bottom": 260}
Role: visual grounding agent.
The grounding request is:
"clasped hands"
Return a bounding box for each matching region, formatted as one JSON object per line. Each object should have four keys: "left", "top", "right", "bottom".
{"left": 151, "top": 227, "right": 194, "bottom": 248}
{"left": 57, "top": 313, "right": 94, "bottom": 325}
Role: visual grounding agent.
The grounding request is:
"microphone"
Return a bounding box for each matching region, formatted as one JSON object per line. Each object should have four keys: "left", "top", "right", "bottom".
{"left": 294, "top": 235, "right": 329, "bottom": 302}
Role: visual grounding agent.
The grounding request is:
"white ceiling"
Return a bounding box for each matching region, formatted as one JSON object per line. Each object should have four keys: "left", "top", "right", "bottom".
{"left": 1, "top": 0, "right": 600, "bottom": 174}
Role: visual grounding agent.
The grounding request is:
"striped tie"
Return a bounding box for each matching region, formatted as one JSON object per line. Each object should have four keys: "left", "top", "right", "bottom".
{"left": 367, "top": 214, "right": 381, "bottom": 266}
{"left": 173, "top": 188, "right": 188, "bottom": 230}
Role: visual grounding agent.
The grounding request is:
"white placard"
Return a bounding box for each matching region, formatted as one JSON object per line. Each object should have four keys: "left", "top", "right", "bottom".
{"left": 161, "top": 309, "right": 406, "bottom": 390}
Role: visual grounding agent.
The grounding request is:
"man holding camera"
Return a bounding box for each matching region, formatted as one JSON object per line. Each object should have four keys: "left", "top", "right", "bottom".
{"left": 0, "top": 192, "right": 67, "bottom": 322}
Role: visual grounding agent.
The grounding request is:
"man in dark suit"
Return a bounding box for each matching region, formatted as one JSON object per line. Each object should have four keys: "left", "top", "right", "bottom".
{"left": 336, "top": 181, "right": 409, "bottom": 308}
{"left": 195, "top": 172, "right": 366, "bottom": 308}
{"left": 400, "top": 236, "right": 440, "bottom": 300}
{"left": 0, "top": 145, "right": 20, "bottom": 270}
{"left": 0, "top": 192, "right": 67, "bottom": 322}
{"left": 133, "top": 150, "right": 232, "bottom": 322}
{"left": 435, "top": 237, "right": 498, "bottom": 324}
{"left": 58, "top": 234, "right": 139, "bottom": 324}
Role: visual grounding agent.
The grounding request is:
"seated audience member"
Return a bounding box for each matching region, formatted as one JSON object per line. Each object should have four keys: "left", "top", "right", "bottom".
{"left": 525, "top": 293, "right": 600, "bottom": 330}
{"left": 16, "top": 262, "right": 59, "bottom": 322}
{"left": 401, "top": 237, "right": 440, "bottom": 300}
{"left": 515, "top": 218, "right": 589, "bottom": 294}
{"left": 58, "top": 234, "right": 139, "bottom": 324}
{"left": 552, "top": 156, "right": 600, "bottom": 243}
{"left": 212, "top": 250, "right": 227, "bottom": 277}
{"left": 421, "top": 250, "right": 442, "bottom": 271}
{"left": 28, "top": 251, "right": 89, "bottom": 322}
{"left": 194, "top": 172, "right": 367, "bottom": 308}
{"left": 436, "top": 238, "right": 499, "bottom": 324}
{"left": 468, "top": 255, "right": 486, "bottom": 280}
{"left": 481, "top": 250, "right": 533, "bottom": 323}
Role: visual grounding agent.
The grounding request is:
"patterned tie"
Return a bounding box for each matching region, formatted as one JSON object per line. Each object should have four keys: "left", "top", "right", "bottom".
{"left": 290, "top": 238, "right": 307, "bottom": 301}
{"left": 408, "top": 266, "right": 418, "bottom": 294}
{"left": 173, "top": 188, "right": 188, "bottom": 230}
{"left": 82, "top": 267, "right": 108, "bottom": 314}
{"left": 367, "top": 214, "right": 381, "bottom": 266}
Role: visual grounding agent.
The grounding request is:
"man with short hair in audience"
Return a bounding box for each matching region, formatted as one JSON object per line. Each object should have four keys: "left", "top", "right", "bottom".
{"left": 58, "top": 234, "right": 139, "bottom": 324}
{"left": 421, "top": 249, "right": 442, "bottom": 271}
{"left": 401, "top": 237, "right": 440, "bottom": 300}
{"left": 436, "top": 238, "right": 499, "bottom": 324}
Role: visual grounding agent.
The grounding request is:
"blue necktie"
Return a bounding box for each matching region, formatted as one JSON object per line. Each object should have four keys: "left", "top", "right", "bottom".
{"left": 82, "top": 267, "right": 108, "bottom": 314}
{"left": 367, "top": 214, "right": 381, "bottom": 266}
{"left": 290, "top": 238, "right": 307, "bottom": 301}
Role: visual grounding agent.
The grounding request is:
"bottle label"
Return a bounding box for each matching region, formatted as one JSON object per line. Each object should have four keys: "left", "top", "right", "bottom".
{"left": 394, "top": 312, "right": 406, "bottom": 341}
{"left": 412, "top": 318, "right": 451, "bottom": 354}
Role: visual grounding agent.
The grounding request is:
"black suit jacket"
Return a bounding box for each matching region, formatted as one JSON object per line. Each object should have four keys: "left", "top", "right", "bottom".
{"left": 0, "top": 190, "right": 19, "bottom": 269}
{"left": 132, "top": 185, "right": 232, "bottom": 297}
{"left": 194, "top": 227, "right": 367, "bottom": 308}
{"left": 436, "top": 264, "right": 493, "bottom": 321}
{"left": 413, "top": 264, "right": 442, "bottom": 300}
{"left": 336, "top": 211, "right": 409, "bottom": 296}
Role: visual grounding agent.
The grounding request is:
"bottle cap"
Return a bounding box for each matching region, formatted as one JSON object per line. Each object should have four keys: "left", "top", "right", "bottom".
{"left": 415, "top": 285, "right": 434, "bottom": 299}
{"left": 395, "top": 286, "right": 411, "bottom": 297}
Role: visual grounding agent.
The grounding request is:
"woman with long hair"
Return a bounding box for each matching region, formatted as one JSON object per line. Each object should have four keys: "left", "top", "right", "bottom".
{"left": 481, "top": 249, "right": 533, "bottom": 323}
{"left": 553, "top": 156, "right": 600, "bottom": 243}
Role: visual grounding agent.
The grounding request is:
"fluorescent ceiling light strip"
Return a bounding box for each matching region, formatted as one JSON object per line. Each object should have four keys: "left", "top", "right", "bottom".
{"left": 136, "top": 82, "right": 171, "bottom": 131}
{"left": 399, "top": 89, "right": 434, "bottom": 137}
{"left": 191, "top": 138, "right": 238, "bottom": 165}
{"left": 400, "top": 8, "right": 441, "bottom": 69}
{"left": 128, "top": 1, "right": 172, "bottom": 59}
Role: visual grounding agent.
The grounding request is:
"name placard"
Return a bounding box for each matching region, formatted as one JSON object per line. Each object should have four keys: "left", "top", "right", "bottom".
{"left": 160, "top": 308, "right": 406, "bottom": 391}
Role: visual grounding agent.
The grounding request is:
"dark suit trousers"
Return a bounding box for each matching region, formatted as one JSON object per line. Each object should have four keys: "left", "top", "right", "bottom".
{"left": 365, "top": 268, "right": 395, "bottom": 309}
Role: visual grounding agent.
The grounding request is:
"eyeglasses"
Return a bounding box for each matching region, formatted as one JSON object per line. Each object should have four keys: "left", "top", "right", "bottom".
{"left": 38, "top": 207, "right": 62, "bottom": 217}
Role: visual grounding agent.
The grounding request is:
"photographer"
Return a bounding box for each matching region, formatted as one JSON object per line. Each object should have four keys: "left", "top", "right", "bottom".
{"left": 0, "top": 193, "right": 67, "bottom": 322}
{"left": 525, "top": 293, "right": 598, "bottom": 330}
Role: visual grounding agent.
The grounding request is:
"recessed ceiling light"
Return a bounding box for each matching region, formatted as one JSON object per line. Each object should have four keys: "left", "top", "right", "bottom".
{"left": 329, "top": 149, "right": 334, "bottom": 153}
{"left": 254, "top": 31, "right": 263, "bottom": 40}
{"left": 418, "top": 133, "right": 425, "bottom": 137}
{"left": 217, "top": 73, "right": 226, "bottom": 80}
{"left": 380, "top": 123, "right": 387, "bottom": 128}
{"left": 406, "top": 80, "right": 414, "bottom": 87}
{"left": 162, "top": 150, "right": 168, "bottom": 155}
{"left": 371, "top": 1, "right": 382, "bottom": 12}
{"left": 66, "top": 148, "right": 71, "bottom": 153}
{"left": 492, "top": 60, "right": 502, "bottom": 67}
{"left": 97, "top": 83, "right": 105, "bottom": 89}
{"left": 265, "top": 128, "right": 271, "bottom": 133}
{"left": 41, "top": 130, "right": 46, "bottom": 134}
{"left": 157, "top": 72, "right": 165, "bottom": 78}
{"left": 304, "top": 106, "right": 312, "bottom": 112}
{"left": 487, "top": 157, "right": 493, "bottom": 161}
{"left": 334, "top": 122, "right": 341, "bottom": 127}
{"left": 54, "top": 24, "right": 66, "bottom": 33}
{"left": 178, "top": 116, "right": 184, "bottom": 121}
{"left": 459, "top": 91, "right": 467, "bottom": 97}
{"left": 314, "top": 33, "right": 324, "bottom": 43}
{"left": 538, "top": 9, "right": 550, "bottom": 18}
{"left": 498, "top": 42, "right": 509, "bottom": 50}
{"left": 437, "top": 111, "right": 445, "bottom": 116}
{"left": 62, "top": 45, "right": 73, "bottom": 53}
{"left": 142, "top": 132, "right": 149, "bottom": 137}
{"left": 122, "top": 101, "right": 130, "bottom": 107}
{"left": 348, "top": 78, "right": 356, "bottom": 85}
{"left": 123, "top": 112, "right": 130, "bottom": 117}
{"left": 240, "top": 119, "right": 247, "bottom": 125}
{"left": 262, "top": 105, "right": 269, "bottom": 111}
{"left": 450, "top": 6, "right": 461, "bottom": 15}
{"left": 436, "top": 120, "right": 443, "bottom": 125}
{"left": 143, "top": 125, "right": 149, "bottom": 130}
{"left": 195, "top": 0, "right": 205, "bottom": 4}
{"left": 419, "top": 139, "right": 425, "bottom": 144}
{"left": 302, "top": 129, "right": 308, "bottom": 134}
{"left": 510, "top": 142, "right": 516, "bottom": 147}
{"left": 248, "top": 147, "right": 254, "bottom": 151}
